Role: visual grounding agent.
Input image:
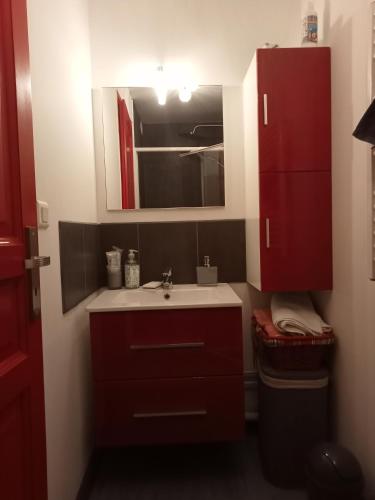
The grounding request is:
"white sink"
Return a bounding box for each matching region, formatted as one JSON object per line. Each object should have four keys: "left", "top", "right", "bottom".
{"left": 86, "top": 283, "right": 242, "bottom": 312}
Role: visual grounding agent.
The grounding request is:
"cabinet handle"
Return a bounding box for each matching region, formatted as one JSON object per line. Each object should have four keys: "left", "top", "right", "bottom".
{"left": 263, "top": 94, "right": 268, "bottom": 126}
{"left": 266, "top": 218, "right": 271, "bottom": 248}
{"left": 133, "top": 410, "right": 207, "bottom": 419}
{"left": 130, "top": 342, "right": 205, "bottom": 351}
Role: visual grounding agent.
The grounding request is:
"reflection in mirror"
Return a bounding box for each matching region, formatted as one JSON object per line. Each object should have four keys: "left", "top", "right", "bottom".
{"left": 101, "top": 86, "right": 224, "bottom": 210}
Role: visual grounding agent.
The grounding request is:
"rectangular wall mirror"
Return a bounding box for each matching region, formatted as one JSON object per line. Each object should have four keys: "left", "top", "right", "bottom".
{"left": 98, "top": 86, "right": 225, "bottom": 210}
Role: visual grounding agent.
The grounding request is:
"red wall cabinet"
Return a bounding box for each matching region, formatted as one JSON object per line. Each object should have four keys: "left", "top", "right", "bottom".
{"left": 90, "top": 307, "right": 244, "bottom": 446}
{"left": 244, "top": 48, "right": 332, "bottom": 291}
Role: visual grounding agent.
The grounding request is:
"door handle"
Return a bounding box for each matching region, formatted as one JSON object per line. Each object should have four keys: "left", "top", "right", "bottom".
{"left": 25, "top": 227, "right": 51, "bottom": 319}
{"left": 25, "top": 256, "right": 51, "bottom": 269}
{"left": 266, "top": 218, "right": 271, "bottom": 248}
{"left": 263, "top": 94, "right": 268, "bottom": 126}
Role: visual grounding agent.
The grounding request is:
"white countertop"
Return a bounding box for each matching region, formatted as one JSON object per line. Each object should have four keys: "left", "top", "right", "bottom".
{"left": 86, "top": 283, "right": 242, "bottom": 312}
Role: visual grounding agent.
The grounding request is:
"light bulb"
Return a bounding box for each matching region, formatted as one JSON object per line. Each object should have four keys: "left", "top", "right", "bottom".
{"left": 179, "top": 86, "right": 192, "bottom": 103}
{"left": 156, "top": 88, "right": 167, "bottom": 105}
{"left": 154, "top": 65, "right": 168, "bottom": 105}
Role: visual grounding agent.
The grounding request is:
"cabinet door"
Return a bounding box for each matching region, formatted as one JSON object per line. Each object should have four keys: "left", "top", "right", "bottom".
{"left": 259, "top": 171, "right": 332, "bottom": 291}
{"left": 257, "top": 47, "right": 331, "bottom": 173}
{"left": 94, "top": 376, "right": 244, "bottom": 446}
{"left": 90, "top": 308, "right": 243, "bottom": 380}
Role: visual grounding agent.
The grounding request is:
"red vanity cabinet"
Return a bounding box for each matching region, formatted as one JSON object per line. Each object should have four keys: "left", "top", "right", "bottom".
{"left": 89, "top": 307, "right": 244, "bottom": 446}
{"left": 244, "top": 47, "right": 332, "bottom": 291}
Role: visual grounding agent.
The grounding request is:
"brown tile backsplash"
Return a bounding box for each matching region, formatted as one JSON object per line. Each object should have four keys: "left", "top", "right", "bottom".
{"left": 197, "top": 220, "right": 246, "bottom": 282}
{"left": 60, "top": 219, "right": 246, "bottom": 311}
{"left": 138, "top": 222, "right": 197, "bottom": 284}
{"left": 84, "top": 224, "right": 101, "bottom": 295}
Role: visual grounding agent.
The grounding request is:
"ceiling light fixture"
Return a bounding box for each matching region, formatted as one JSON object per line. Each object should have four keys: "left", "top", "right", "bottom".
{"left": 154, "top": 66, "right": 168, "bottom": 106}
{"left": 153, "top": 66, "right": 198, "bottom": 105}
{"left": 178, "top": 85, "right": 192, "bottom": 103}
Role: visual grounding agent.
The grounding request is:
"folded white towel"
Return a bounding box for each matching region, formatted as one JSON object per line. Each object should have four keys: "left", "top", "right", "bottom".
{"left": 271, "top": 292, "right": 332, "bottom": 337}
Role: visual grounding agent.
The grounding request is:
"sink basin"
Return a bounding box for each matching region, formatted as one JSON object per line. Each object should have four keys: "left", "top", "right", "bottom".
{"left": 86, "top": 283, "right": 242, "bottom": 312}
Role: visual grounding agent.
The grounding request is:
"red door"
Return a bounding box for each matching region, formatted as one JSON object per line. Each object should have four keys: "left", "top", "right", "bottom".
{"left": 257, "top": 47, "right": 331, "bottom": 173}
{"left": 259, "top": 171, "right": 332, "bottom": 291}
{"left": 0, "top": 1, "right": 47, "bottom": 499}
{"left": 117, "top": 93, "right": 135, "bottom": 209}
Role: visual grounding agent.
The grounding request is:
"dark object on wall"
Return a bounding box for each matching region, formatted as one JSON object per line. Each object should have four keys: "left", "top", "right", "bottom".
{"left": 353, "top": 99, "right": 375, "bottom": 145}
{"left": 306, "top": 443, "right": 364, "bottom": 500}
{"left": 59, "top": 222, "right": 100, "bottom": 313}
{"left": 258, "top": 358, "right": 329, "bottom": 488}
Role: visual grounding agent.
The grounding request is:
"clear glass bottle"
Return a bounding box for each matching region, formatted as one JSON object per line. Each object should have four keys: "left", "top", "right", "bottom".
{"left": 125, "top": 249, "right": 140, "bottom": 289}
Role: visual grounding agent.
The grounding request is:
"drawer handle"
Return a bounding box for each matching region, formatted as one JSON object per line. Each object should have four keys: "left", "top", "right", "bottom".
{"left": 132, "top": 410, "right": 207, "bottom": 419}
{"left": 263, "top": 93, "right": 268, "bottom": 126}
{"left": 266, "top": 218, "right": 271, "bottom": 249}
{"left": 129, "top": 342, "right": 205, "bottom": 351}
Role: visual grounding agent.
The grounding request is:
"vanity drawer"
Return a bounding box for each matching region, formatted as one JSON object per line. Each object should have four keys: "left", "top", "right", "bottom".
{"left": 90, "top": 308, "right": 243, "bottom": 380}
{"left": 94, "top": 376, "right": 245, "bottom": 446}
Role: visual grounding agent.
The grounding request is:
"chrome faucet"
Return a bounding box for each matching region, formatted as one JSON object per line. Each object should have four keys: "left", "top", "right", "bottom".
{"left": 162, "top": 267, "right": 173, "bottom": 289}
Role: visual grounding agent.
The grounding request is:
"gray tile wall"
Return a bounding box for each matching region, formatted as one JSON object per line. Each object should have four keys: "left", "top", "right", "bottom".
{"left": 59, "top": 219, "right": 246, "bottom": 313}
{"left": 100, "top": 219, "right": 246, "bottom": 286}
{"left": 59, "top": 222, "right": 100, "bottom": 313}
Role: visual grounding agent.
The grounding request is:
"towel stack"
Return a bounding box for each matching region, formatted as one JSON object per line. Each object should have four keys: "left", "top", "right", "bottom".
{"left": 271, "top": 292, "right": 332, "bottom": 337}
{"left": 253, "top": 293, "right": 334, "bottom": 371}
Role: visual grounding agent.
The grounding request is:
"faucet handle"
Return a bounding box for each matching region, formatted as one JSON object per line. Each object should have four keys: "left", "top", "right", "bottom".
{"left": 163, "top": 267, "right": 172, "bottom": 277}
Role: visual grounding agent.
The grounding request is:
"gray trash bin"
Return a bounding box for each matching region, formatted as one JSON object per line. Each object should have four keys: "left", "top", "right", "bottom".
{"left": 306, "top": 443, "right": 364, "bottom": 499}
{"left": 258, "top": 359, "right": 329, "bottom": 488}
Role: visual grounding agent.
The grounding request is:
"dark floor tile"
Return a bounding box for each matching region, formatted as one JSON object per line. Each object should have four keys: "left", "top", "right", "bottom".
{"left": 197, "top": 220, "right": 246, "bottom": 282}
{"left": 59, "top": 222, "right": 85, "bottom": 313}
{"left": 87, "top": 426, "right": 307, "bottom": 500}
{"left": 84, "top": 224, "right": 100, "bottom": 295}
{"left": 139, "top": 222, "right": 197, "bottom": 284}
{"left": 99, "top": 223, "right": 139, "bottom": 286}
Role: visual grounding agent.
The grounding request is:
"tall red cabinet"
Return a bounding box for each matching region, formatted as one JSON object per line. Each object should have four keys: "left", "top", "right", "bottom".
{"left": 244, "top": 48, "right": 332, "bottom": 292}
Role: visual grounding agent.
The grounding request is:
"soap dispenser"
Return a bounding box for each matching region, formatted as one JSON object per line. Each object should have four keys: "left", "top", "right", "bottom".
{"left": 196, "top": 256, "right": 218, "bottom": 286}
{"left": 125, "top": 249, "right": 140, "bottom": 289}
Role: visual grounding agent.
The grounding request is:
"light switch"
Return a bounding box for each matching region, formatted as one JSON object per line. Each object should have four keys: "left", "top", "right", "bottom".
{"left": 37, "top": 200, "right": 49, "bottom": 228}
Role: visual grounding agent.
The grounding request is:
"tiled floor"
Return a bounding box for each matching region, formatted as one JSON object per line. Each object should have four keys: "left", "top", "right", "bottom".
{"left": 88, "top": 426, "right": 307, "bottom": 500}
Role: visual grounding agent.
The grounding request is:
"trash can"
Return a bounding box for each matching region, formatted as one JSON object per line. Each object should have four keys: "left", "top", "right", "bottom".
{"left": 258, "top": 358, "right": 329, "bottom": 488}
{"left": 306, "top": 443, "right": 364, "bottom": 499}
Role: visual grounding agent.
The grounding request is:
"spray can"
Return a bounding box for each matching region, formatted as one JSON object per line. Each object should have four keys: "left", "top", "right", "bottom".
{"left": 302, "top": 6, "right": 318, "bottom": 45}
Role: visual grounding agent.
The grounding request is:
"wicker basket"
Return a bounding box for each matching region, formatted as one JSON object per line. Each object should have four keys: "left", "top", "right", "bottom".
{"left": 253, "top": 320, "right": 335, "bottom": 371}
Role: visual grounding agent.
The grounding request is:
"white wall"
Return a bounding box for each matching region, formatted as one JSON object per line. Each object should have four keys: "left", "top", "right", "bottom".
{"left": 27, "top": 1, "right": 97, "bottom": 499}
{"left": 300, "top": 0, "right": 375, "bottom": 497}
{"left": 89, "top": 0, "right": 301, "bottom": 88}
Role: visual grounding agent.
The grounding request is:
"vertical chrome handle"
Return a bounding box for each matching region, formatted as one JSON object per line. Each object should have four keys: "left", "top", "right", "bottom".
{"left": 263, "top": 94, "right": 268, "bottom": 126}
{"left": 266, "top": 218, "right": 271, "bottom": 248}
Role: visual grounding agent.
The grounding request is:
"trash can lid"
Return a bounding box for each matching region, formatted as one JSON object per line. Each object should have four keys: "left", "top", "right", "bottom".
{"left": 260, "top": 358, "right": 329, "bottom": 382}
{"left": 307, "top": 443, "right": 363, "bottom": 487}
